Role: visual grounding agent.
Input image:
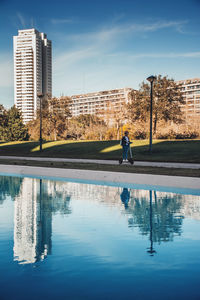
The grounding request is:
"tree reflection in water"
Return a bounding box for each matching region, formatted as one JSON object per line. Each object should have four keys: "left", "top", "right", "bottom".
{"left": 121, "top": 188, "right": 184, "bottom": 254}
{"left": 0, "top": 176, "right": 23, "bottom": 204}
{"left": 0, "top": 175, "right": 187, "bottom": 262}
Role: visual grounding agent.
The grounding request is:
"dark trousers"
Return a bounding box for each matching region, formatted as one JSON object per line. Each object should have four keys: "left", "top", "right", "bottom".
{"left": 122, "top": 145, "right": 129, "bottom": 160}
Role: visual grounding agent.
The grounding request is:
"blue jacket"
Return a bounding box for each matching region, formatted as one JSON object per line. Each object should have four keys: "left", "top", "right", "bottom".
{"left": 121, "top": 135, "right": 130, "bottom": 146}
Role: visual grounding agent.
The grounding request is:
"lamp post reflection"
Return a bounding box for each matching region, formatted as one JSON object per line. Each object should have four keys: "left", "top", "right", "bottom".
{"left": 37, "top": 178, "right": 52, "bottom": 260}
{"left": 147, "top": 190, "right": 156, "bottom": 256}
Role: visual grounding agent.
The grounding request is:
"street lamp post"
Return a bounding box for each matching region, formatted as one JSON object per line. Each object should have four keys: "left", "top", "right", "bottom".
{"left": 146, "top": 75, "right": 156, "bottom": 153}
{"left": 38, "top": 93, "right": 43, "bottom": 152}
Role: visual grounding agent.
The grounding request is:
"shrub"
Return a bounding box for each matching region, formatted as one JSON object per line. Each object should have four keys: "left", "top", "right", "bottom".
{"left": 175, "top": 131, "right": 199, "bottom": 139}
{"left": 156, "top": 129, "right": 199, "bottom": 139}
{"left": 133, "top": 129, "right": 147, "bottom": 139}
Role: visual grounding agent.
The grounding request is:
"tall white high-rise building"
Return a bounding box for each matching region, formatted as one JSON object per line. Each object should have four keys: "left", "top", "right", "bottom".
{"left": 13, "top": 29, "right": 52, "bottom": 123}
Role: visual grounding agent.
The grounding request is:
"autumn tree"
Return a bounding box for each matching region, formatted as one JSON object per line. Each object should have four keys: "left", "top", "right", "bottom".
{"left": 0, "top": 105, "right": 29, "bottom": 141}
{"left": 28, "top": 96, "right": 71, "bottom": 141}
{"left": 83, "top": 116, "right": 107, "bottom": 140}
{"left": 48, "top": 97, "right": 71, "bottom": 140}
{"left": 0, "top": 105, "right": 7, "bottom": 140}
{"left": 67, "top": 114, "right": 107, "bottom": 140}
{"left": 128, "top": 75, "right": 184, "bottom": 134}
{"left": 104, "top": 101, "right": 128, "bottom": 140}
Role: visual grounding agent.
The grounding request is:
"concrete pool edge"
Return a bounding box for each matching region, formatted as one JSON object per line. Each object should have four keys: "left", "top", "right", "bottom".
{"left": 0, "top": 164, "right": 200, "bottom": 192}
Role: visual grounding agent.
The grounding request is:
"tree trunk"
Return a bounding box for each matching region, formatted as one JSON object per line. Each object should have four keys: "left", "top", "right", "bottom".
{"left": 54, "top": 128, "right": 57, "bottom": 141}
{"left": 153, "top": 112, "right": 157, "bottom": 134}
{"left": 116, "top": 122, "right": 120, "bottom": 140}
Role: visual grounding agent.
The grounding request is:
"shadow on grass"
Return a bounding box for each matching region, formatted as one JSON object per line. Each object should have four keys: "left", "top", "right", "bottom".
{"left": 34, "top": 140, "right": 121, "bottom": 159}
{"left": 0, "top": 141, "right": 39, "bottom": 155}
{"left": 0, "top": 139, "right": 200, "bottom": 163}
{"left": 133, "top": 139, "right": 200, "bottom": 163}
{"left": 0, "top": 140, "right": 120, "bottom": 158}
{"left": 98, "top": 139, "right": 200, "bottom": 162}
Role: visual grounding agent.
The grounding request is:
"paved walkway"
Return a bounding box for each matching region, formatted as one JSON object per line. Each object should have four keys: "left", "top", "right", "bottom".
{"left": 0, "top": 155, "right": 200, "bottom": 169}
{"left": 1, "top": 164, "right": 200, "bottom": 192}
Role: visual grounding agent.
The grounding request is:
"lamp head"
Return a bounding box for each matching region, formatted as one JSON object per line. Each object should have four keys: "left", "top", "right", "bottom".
{"left": 147, "top": 75, "right": 156, "bottom": 83}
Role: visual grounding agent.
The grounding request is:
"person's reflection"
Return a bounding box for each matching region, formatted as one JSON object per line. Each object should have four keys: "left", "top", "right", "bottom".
{"left": 120, "top": 188, "right": 130, "bottom": 209}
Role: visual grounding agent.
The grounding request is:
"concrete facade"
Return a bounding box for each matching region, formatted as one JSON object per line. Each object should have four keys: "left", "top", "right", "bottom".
{"left": 13, "top": 29, "right": 52, "bottom": 123}
{"left": 67, "top": 87, "right": 133, "bottom": 117}
{"left": 177, "top": 78, "right": 200, "bottom": 119}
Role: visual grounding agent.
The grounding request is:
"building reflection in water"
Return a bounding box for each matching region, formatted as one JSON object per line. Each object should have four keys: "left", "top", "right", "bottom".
{"left": 11, "top": 176, "right": 200, "bottom": 264}
{"left": 14, "top": 178, "right": 51, "bottom": 264}
{"left": 13, "top": 178, "right": 71, "bottom": 264}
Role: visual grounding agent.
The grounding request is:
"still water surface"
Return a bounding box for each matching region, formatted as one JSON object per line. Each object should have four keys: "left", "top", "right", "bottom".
{"left": 0, "top": 175, "right": 200, "bottom": 300}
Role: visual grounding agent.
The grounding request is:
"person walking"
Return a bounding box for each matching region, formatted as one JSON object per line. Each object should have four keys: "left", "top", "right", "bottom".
{"left": 121, "top": 131, "right": 131, "bottom": 162}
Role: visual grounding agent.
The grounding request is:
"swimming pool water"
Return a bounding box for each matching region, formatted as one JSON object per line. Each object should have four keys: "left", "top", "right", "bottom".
{"left": 0, "top": 174, "right": 200, "bottom": 300}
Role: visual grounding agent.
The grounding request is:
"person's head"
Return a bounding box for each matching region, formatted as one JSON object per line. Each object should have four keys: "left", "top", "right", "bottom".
{"left": 124, "top": 131, "right": 129, "bottom": 136}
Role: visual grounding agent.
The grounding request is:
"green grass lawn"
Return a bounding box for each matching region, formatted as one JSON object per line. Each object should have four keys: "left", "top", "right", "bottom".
{"left": 0, "top": 139, "right": 200, "bottom": 163}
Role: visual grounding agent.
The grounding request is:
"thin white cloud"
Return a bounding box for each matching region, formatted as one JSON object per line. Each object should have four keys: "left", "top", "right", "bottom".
{"left": 178, "top": 51, "right": 200, "bottom": 57}
{"left": 66, "top": 20, "right": 188, "bottom": 43}
{"left": 54, "top": 47, "right": 101, "bottom": 75}
{"left": 51, "top": 18, "right": 75, "bottom": 24}
{"left": 113, "top": 20, "right": 188, "bottom": 35}
{"left": 53, "top": 19, "right": 192, "bottom": 75}
{"left": 15, "top": 12, "right": 36, "bottom": 29}
{"left": 52, "top": 19, "right": 196, "bottom": 97}
{"left": 128, "top": 20, "right": 188, "bottom": 34}
{"left": 30, "top": 17, "right": 35, "bottom": 28}
{"left": 111, "top": 51, "right": 200, "bottom": 59}
{"left": 16, "top": 12, "right": 26, "bottom": 28}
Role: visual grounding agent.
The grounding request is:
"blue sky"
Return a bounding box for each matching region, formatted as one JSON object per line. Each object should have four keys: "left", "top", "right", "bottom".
{"left": 0, "top": 0, "right": 200, "bottom": 108}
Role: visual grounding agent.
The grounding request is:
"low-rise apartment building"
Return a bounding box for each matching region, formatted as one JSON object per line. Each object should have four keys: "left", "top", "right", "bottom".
{"left": 68, "top": 87, "right": 133, "bottom": 117}
{"left": 177, "top": 78, "right": 200, "bottom": 119}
